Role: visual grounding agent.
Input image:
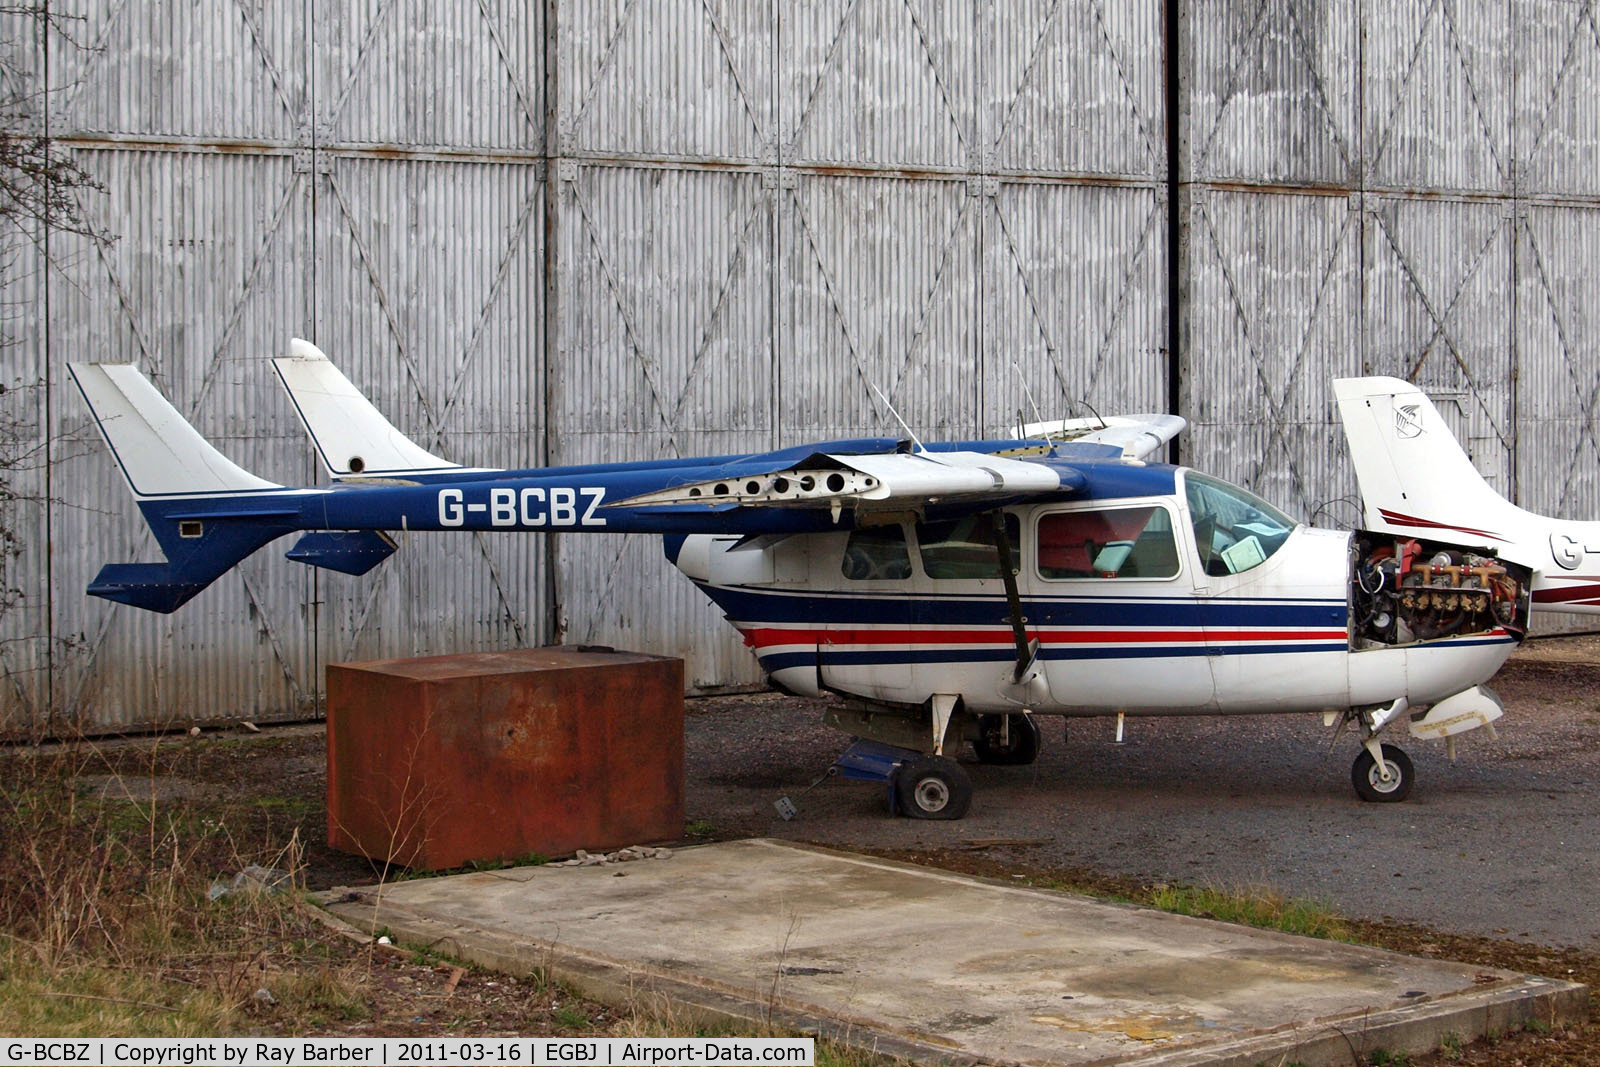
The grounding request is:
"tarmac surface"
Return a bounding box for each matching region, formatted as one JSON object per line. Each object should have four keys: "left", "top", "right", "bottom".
{"left": 681, "top": 638, "right": 1600, "bottom": 949}
{"left": 321, "top": 840, "right": 1584, "bottom": 1067}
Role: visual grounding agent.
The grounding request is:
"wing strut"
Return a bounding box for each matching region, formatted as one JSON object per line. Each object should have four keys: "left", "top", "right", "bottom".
{"left": 990, "top": 511, "right": 1036, "bottom": 684}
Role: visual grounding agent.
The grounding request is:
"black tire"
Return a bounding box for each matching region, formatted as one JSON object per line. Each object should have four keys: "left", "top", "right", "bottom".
{"left": 894, "top": 755, "right": 973, "bottom": 820}
{"left": 972, "top": 713, "right": 1042, "bottom": 765}
{"left": 1351, "top": 743, "right": 1415, "bottom": 803}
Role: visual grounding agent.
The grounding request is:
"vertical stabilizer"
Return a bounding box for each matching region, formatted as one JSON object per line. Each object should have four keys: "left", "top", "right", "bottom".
{"left": 272, "top": 338, "right": 463, "bottom": 477}
{"left": 68, "top": 363, "right": 282, "bottom": 498}
{"left": 68, "top": 363, "right": 305, "bottom": 612}
{"left": 1333, "top": 377, "right": 1522, "bottom": 544}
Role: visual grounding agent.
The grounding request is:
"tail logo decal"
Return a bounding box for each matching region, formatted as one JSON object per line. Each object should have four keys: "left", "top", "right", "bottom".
{"left": 1395, "top": 403, "right": 1424, "bottom": 439}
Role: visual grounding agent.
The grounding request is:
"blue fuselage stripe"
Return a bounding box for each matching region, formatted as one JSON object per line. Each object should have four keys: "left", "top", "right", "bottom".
{"left": 696, "top": 582, "right": 1349, "bottom": 629}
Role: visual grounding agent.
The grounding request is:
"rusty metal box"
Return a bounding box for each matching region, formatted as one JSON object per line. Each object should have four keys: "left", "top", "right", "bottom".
{"left": 326, "top": 647, "right": 684, "bottom": 870}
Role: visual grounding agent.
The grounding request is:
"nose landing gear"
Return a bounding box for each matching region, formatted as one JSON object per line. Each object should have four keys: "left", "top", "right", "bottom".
{"left": 1352, "top": 742, "right": 1414, "bottom": 803}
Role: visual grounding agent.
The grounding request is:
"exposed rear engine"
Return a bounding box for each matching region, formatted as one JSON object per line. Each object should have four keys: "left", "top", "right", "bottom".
{"left": 1352, "top": 532, "right": 1531, "bottom": 648}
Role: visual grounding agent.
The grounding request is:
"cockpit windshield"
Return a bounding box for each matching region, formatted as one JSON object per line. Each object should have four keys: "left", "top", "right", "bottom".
{"left": 1183, "top": 471, "right": 1297, "bottom": 576}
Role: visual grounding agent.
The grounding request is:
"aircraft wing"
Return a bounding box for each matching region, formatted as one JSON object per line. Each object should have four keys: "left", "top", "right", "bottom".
{"left": 609, "top": 448, "right": 1081, "bottom": 515}
{"left": 1013, "top": 413, "right": 1186, "bottom": 461}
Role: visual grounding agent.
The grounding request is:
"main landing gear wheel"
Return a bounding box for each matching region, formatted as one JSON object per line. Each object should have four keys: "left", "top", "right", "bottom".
{"left": 1352, "top": 743, "right": 1414, "bottom": 803}
{"left": 894, "top": 755, "right": 973, "bottom": 820}
{"left": 972, "top": 713, "right": 1042, "bottom": 765}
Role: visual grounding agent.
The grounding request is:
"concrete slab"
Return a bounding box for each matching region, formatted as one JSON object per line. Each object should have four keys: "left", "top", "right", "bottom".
{"left": 320, "top": 840, "right": 1585, "bottom": 1067}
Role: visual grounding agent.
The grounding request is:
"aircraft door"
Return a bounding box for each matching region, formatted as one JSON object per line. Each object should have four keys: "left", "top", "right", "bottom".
{"left": 1183, "top": 471, "right": 1349, "bottom": 711}
{"left": 909, "top": 514, "right": 1025, "bottom": 704}
{"left": 818, "top": 524, "right": 914, "bottom": 696}
{"left": 1031, "top": 503, "right": 1218, "bottom": 711}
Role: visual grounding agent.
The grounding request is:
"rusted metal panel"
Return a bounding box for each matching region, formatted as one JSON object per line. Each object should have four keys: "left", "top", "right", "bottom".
{"left": 1181, "top": 187, "right": 1362, "bottom": 518}
{"left": 1183, "top": 0, "right": 1358, "bottom": 186}
{"left": 326, "top": 647, "right": 684, "bottom": 869}
{"left": 559, "top": 0, "right": 772, "bottom": 161}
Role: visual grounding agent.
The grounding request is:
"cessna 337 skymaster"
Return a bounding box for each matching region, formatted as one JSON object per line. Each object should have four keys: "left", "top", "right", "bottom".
{"left": 70, "top": 344, "right": 1533, "bottom": 818}
{"left": 1337, "top": 376, "right": 1600, "bottom": 617}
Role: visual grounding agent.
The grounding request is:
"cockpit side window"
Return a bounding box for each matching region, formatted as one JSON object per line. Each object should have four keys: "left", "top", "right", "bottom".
{"left": 916, "top": 514, "right": 1021, "bottom": 579}
{"left": 841, "top": 525, "right": 912, "bottom": 581}
{"left": 1183, "top": 472, "right": 1296, "bottom": 576}
{"left": 1037, "top": 506, "right": 1179, "bottom": 580}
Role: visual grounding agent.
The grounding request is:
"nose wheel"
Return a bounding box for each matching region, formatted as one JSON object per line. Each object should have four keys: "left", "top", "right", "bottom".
{"left": 1352, "top": 742, "right": 1414, "bottom": 803}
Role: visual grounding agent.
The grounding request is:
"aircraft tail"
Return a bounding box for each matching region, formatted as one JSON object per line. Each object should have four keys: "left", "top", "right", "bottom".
{"left": 1333, "top": 376, "right": 1523, "bottom": 549}
{"left": 272, "top": 338, "right": 464, "bottom": 478}
{"left": 68, "top": 363, "right": 336, "bottom": 613}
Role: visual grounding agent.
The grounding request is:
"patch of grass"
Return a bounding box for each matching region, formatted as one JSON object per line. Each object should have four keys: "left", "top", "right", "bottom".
{"left": 1369, "top": 1050, "right": 1412, "bottom": 1066}
{"left": 1146, "top": 884, "right": 1350, "bottom": 941}
{"left": 0, "top": 944, "right": 239, "bottom": 1036}
{"left": 555, "top": 1006, "right": 592, "bottom": 1028}
{"left": 269, "top": 966, "right": 371, "bottom": 1025}
{"left": 253, "top": 796, "right": 317, "bottom": 818}
{"left": 1437, "top": 1030, "right": 1463, "bottom": 1060}
{"left": 0, "top": 740, "right": 318, "bottom": 1036}
{"left": 683, "top": 820, "right": 717, "bottom": 840}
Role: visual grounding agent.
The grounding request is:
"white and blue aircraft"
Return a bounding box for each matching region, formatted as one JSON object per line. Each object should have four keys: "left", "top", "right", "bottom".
{"left": 70, "top": 345, "right": 1534, "bottom": 818}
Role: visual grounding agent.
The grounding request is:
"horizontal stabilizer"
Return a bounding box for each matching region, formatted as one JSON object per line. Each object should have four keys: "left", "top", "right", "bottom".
{"left": 285, "top": 530, "right": 398, "bottom": 575}
{"left": 273, "top": 339, "right": 464, "bottom": 478}
{"left": 88, "top": 563, "right": 217, "bottom": 614}
{"left": 68, "top": 364, "right": 282, "bottom": 498}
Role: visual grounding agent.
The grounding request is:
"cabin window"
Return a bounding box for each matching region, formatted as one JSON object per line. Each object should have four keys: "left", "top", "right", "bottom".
{"left": 1036, "top": 506, "right": 1179, "bottom": 580}
{"left": 916, "top": 514, "right": 1021, "bottom": 579}
{"left": 841, "top": 525, "right": 912, "bottom": 581}
{"left": 1183, "top": 471, "right": 1296, "bottom": 576}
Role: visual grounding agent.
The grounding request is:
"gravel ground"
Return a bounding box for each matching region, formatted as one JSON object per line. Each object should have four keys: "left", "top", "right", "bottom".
{"left": 685, "top": 634, "right": 1600, "bottom": 949}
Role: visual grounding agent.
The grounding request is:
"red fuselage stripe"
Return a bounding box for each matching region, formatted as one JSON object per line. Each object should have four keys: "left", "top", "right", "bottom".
{"left": 737, "top": 626, "right": 1349, "bottom": 648}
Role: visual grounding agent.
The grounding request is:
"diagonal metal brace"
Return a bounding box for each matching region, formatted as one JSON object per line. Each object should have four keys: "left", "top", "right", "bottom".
{"left": 990, "top": 511, "right": 1032, "bottom": 683}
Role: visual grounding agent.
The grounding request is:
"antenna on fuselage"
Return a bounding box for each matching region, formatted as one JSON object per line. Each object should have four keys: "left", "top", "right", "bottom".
{"left": 869, "top": 383, "right": 926, "bottom": 454}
